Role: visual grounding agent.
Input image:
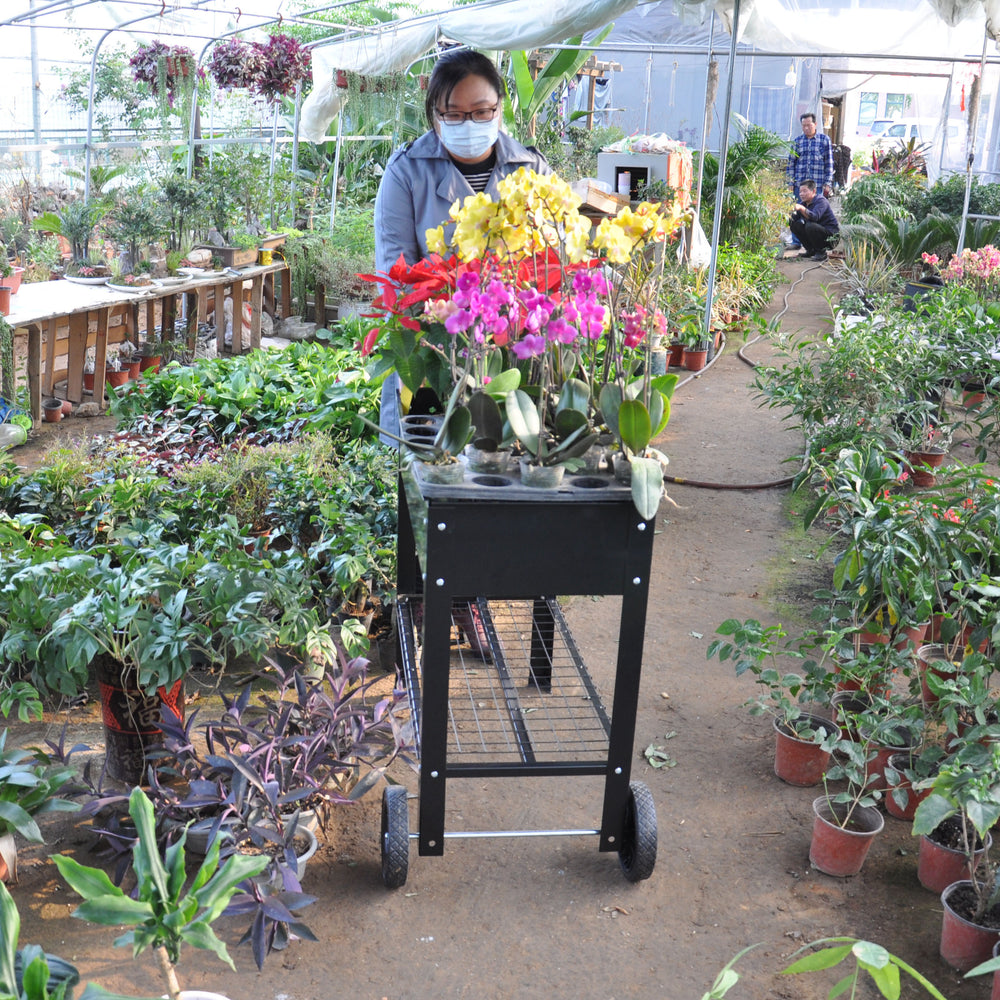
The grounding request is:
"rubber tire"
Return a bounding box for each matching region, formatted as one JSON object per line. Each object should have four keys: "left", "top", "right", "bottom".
{"left": 381, "top": 785, "right": 409, "bottom": 888}
{"left": 618, "top": 781, "right": 657, "bottom": 882}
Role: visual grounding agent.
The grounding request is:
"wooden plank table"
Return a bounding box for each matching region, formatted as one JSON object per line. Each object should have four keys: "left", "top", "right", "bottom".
{"left": 4, "top": 262, "right": 290, "bottom": 427}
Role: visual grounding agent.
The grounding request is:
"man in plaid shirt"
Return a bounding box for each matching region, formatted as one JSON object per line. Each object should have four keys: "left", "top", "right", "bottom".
{"left": 786, "top": 112, "right": 834, "bottom": 246}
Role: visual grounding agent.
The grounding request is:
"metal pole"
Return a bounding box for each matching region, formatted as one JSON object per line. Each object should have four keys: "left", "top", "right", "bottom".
{"left": 694, "top": 10, "right": 717, "bottom": 215}
{"left": 330, "top": 103, "right": 345, "bottom": 230}
{"left": 702, "top": 0, "right": 742, "bottom": 342}
{"left": 958, "top": 31, "right": 989, "bottom": 254}
{"left": 29, "top": 0, "right": 42, "bottom": 179}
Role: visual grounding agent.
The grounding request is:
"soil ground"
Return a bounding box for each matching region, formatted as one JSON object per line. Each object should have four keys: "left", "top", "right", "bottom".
{"left": 7, "top": 257, "right": 989, "bottom": 1000}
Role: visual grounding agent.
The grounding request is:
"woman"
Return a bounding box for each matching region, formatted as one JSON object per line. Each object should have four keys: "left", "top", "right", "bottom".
{"left": 375, "top": 51, "right": 549, "bottom": 660}
{"left": 374, "top": 48, "right": 549, "bottom": 276}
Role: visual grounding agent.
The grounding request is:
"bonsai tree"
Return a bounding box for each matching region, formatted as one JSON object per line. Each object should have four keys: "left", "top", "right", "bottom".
{"left": 52, "top": 787, "right": 270, "bottom": 1000}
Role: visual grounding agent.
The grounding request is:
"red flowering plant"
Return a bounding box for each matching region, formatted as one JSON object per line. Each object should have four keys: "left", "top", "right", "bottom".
{"left": 362, "top": 167, "right": 688, "bottom": 517}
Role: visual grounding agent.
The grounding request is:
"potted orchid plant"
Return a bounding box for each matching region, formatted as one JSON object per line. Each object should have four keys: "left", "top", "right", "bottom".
{"left": 363, "top": 168, "right": 688, "bottom": 515}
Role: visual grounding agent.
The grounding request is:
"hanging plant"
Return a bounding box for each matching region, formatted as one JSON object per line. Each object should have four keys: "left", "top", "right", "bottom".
{"left": 129, "top": 41, "right": 199, "bottom": 106}
{"left": 207, "top": 37, "right": 265, "bottom": 91}
{"left": 253, "top": 33, "right": 312, "bottom": 102}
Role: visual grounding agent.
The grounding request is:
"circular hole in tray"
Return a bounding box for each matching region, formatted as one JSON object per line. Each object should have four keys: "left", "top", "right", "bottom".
{"left": 570, "top": 476, "right": 611, "bottom": 489}
{"left": 471, "top": 475, "right": 512, "bottom": 488}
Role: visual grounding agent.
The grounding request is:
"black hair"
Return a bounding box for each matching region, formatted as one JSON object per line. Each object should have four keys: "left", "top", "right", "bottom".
{"left": 800, "top": 112, "right": 816, "bottom": 124}
{"left": 800, "top": 178, "right": 817, "bottom": 192}
{"left": 424, "top": 50, "right": 505, "bottom": 128}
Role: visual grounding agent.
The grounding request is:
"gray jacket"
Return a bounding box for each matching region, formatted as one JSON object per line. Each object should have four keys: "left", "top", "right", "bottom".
{"left": 374, "top": 129, "right": 549, "bottom": 275}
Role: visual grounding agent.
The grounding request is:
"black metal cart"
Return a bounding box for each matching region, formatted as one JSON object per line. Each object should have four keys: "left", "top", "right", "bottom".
{"left": 380, "top": 462, "right": 658, "bottom": 887}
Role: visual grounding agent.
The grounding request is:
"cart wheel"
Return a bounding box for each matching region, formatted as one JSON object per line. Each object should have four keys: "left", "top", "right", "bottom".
{"left": 381, "top": 785, "right": 409, "bottom": 888}
{"left": 618, "top": 781, "right": 657, "bottom": 882}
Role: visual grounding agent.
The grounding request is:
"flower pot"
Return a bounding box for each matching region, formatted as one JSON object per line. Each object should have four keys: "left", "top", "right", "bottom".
{"left": 830, "top": 690, "right": 873, "bottom": 738}
{"left": 883, "top": 752, "right": 931, "bottom": 822}
{"left": 917, "top": 643, "right": 959, "bottom": 705}
{"left": 4, "top": 267, "right": 24, "bottom": 295}
{"left": 93, "top": 654, "right": 185, "bottom": 786}
{"left": 772, "top": 714, "right": 835, "bottom": 786}
{"left": 519, "top": 458, "right": 565, "bottom": 489}
{"left": 414, "top": 459, "right": 465, "bottom": 485}
{"left": 682, "top": 346, "right": 708, "bottom": 371}
{"left": 940, "top": 880, "right": 1000, "bottom": 973}
{"left": 612, "top": 453, "right": 632, "bottom": 485}
{"left": 667, "top": 340, "right": 684, "bottom": 367}
{"left": 464, "top": 444, "right": 509, "bottom": 474}
{"left": 809, "top": 797, "right": 884, "bottom": 877}
{"left": 0, "top": 286, "right": 11, "bottom": 316}
{"left": 126, "top": 357, "right": 141, "bottom": 380}
{"left": 919, "top": 820, "right": 990, "bottom": 893}
{"left": 82, "top": 371, "right": 95, "bottom": 392}
{"left": 139, "top": 354, "right": 161, "bottom": 373}
{"left": 859, "top": 720, "right": 920, "bottom": 791}
{"left": 60, "top": 399, "right": 73, "bottom": 416}
{"left": 903, "top": 447, "right": 946, "bottom": 488}
{"left": 42, "top": 398, "right": 63, "bottom": 423}
{"left": 105, "top": 368, "right": 128, "bottom": 388}
{"left": 963, "top": 389, "right": 988, "bottom": 409}
{"left": 991, "top": 940, "right": 1000, "bottom": 1000}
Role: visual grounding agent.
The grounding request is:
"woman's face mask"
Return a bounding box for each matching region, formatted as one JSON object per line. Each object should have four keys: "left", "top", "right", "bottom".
{"left": 437, "top": 117, "right": 499, "bottom": 161}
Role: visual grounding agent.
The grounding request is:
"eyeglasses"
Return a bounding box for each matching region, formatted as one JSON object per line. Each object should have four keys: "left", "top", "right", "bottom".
{"left": 435, "top": 105, "right": 498, "bottom": 125}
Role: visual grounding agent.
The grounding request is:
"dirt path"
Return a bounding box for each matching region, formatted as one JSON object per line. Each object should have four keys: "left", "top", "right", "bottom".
{"left": 10, "top": 259, "right": 985, "bottom": 1000}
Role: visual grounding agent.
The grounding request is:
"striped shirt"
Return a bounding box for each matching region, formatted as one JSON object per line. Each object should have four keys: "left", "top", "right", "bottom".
{"left": 452, "top": 150, "right": 497, "bottom": 193}
{"left": 787, "top": 132, "right": 834, "bottom": 189}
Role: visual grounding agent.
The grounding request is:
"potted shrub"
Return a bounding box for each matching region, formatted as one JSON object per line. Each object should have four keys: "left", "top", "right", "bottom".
{"left": 707, "top": 618, "right": 835, "bottom": 787}
{"left": 809, "top": 726, "right": 885, "bottom": 877}
{"left": 53, "top": 787, "right": 271, "bottom": 1000}
{"left": 911, "top": 742, "right": 1000, "bottom": 971}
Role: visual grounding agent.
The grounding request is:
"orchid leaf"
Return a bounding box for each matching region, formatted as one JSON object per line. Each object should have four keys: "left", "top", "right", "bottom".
{"left": 618, "top": 399, "right": 652, "bottom": 455}
{"left": 630, "top": 456, "right": 663, "bottom": 521}
{"left": 505, "top": 389, "right": 540, "bottom": 455}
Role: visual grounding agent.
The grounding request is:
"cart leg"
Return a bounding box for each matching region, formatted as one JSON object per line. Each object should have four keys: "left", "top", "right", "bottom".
{"left": 381, "top": 785, "right": 409, "bottom": 888}
{"left": 618, "top": 781, "right": 657, "bottom": 882}
{"left": 528, "top": 597, "right": 554, "bottom": 691}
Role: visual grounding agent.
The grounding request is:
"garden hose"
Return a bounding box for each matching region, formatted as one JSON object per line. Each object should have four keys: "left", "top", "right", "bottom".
{"left": 662, "top": 260, "right": 825, "bottom": 491}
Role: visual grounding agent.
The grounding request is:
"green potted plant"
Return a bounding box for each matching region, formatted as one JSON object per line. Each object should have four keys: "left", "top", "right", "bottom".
{"left": 809, "top": 722, "right": 885, "bottom": 877}
{"left": 911, "top": 741, "right": 1000, "bottom": 971}
{"left": 707, "top": 618, "right": 836, "bottom": 787}
{"left": 53, "top": 787, "right": 270, "bottom": 1000}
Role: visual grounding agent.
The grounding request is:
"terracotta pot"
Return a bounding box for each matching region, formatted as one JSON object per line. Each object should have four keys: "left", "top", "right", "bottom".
{"left": 963, "top": 390, "right": 988, "bottom": 409}
{"left": 60, "top": 399, "right": 73, "bottom": 416}
{"left": 883, "top": 752, "right": 931, "bottom": 822}
{"left": 940, "top": 880, "right": 1000, "bottom": 973}
{"left": 126, "top": 358, "right": 141, "bottom": 380}
{"left": 42, "top": 398, "right": 63, "bottom": 423}
{"left": 917, "top": 643, "right": 959, "bottom": 705}
{"left": 830, "top": 690, "right": 873, "bottom": 739}
{"left": 919, "top": 824, "right": 990, "bottom": 893}
{"left": 0, "top": 286, "right": 10, "bottom": 316}
{"left": 105, "top": 368, "right": 128, "bottom": 388}
{"left": 903, "top": 447, "right": 946, "bottom": 488}
{"left": 772, "top": 714, "right": 835, "bottom": 787}
{"left": 809, "top": 797, "right": 884, "bottom": 877}
{"left": 139, "top": 355, "right": 161, "bottom": 373}
{"left": 83, "top": 371, "right": 95, "bottom": 393}
{"left": 682, "top": 346, "right": 708, "bottom": 371}
{"left": 667, "top": 340, "right": 684, "bottom": 367}
{"left": 859, "top": 720, "right": 920, "bottom": 791}
{"left": 4, "top": 267, "right": 24, "bottom": 295}
{"left": 991, "top": 939, "right": 1000, "bottom": 1000}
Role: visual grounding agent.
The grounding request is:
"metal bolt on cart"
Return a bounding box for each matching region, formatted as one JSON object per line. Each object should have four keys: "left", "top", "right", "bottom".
{"left": 379, "top": 457, "right": 658, "bottom": 887}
